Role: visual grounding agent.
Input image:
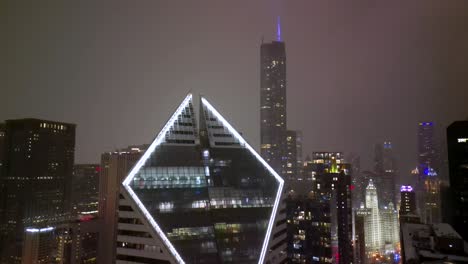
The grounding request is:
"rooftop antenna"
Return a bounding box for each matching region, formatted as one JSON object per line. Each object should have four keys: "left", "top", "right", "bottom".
{"left": 276, "top": 16, "right": 281, "bottom": 41}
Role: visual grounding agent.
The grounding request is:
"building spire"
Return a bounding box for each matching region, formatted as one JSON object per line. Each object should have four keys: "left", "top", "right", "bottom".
{"left": 276, "top": 16, "right": 281, "bottom": 41}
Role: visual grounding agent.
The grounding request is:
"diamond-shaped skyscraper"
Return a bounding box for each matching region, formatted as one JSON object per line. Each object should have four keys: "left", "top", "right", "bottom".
{"left": 118, "top": 94, "right": 284, "bottom": 264}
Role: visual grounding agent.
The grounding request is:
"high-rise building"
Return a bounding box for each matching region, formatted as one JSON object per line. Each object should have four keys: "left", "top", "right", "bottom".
{"left": 295, "top": 131, "right": 303, "bottom": 175}
{"left": 285, "top": 130, "right": 299, "bottom": 181}
{"left": 364, "top": 180, "right": 381, "bottom": 253}
{"left": 362, "top": 180, "right": 400, "bottom": 260}
{"left": 72, "top": 164, "right": 100, "bottom": 215}
{"left": 21, "top": 226, "right": 58, "bottom": 264}
{"left": 20, "top": 215, "right": 99, "bottom": 264}
{"left": 416, "top": 122, "right": 441, "bottom": 224}
{"left": 260, "top": 35, "right": 287, "bottom": 177}
{"left": 286, "top": 193, "right": 332, "bottom": 264}
{"left": 446, "top": 120, "right": 468, "bottom": 241}
{"left": 379, "top": 204, "right": 399, "bottom": 252}
{"left": 98, "top": 144, "right": 147, "bottom": 263}
{"left": 296, "top": 156, "right": 352, "bottom": 264}
{"left": 373, "top": 142, "right": 397, "bottom": 208}
{"left": 348, "top": 153, "right": 364, "bottom": 209}
{"left": 399, "top": 186, "right": 416, "bottom": 216}
{"left": 0, "top": 124, "right": 5, "bottom": 232}
{"left": 115, "top": 94, "right": 284, "bottom": 263}
{"left": 418, "top": 122, "right": 438, "bottom": 175}
{"left": 355, "top": 207, "right": 371, "bottom": 264}
{"left": 0, "top": 119, "right": 75, "bottom": 263}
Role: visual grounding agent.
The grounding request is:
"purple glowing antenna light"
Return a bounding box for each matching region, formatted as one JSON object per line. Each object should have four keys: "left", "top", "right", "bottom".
{"left": 276, "top": 16, "right": 281, "bottom": 41}
{"left": 400, "top": 185, "right": 413, "bottom": 192}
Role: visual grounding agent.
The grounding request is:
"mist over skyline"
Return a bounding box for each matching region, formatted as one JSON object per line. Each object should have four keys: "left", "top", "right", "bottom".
{"left": 3, "top": 1, "right": 468, "bottom": 178}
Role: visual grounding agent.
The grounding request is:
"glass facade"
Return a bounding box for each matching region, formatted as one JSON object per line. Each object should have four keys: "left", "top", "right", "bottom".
{"left": 124, "top": 95, "right": 282, "bottom": 263}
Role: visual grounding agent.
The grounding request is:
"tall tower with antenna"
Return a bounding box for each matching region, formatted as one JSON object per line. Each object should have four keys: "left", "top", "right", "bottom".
{"left": 260, "top": 17, "right": 287, "bottom": 178}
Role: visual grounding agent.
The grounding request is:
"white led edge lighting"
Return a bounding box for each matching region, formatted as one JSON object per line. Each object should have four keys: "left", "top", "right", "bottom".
{"left": 25, "top": 226, "right": 55, "bottom": 233}
{"left": 201, "top": 97, "right": 284, "bottom": 264}
{"left": 122, "top": 94, "right": 193, "bottom": 264}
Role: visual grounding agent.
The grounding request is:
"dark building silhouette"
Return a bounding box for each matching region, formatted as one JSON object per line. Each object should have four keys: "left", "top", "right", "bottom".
{"left": 417, "top": 122, "right": 441, "bottom": 224}
{"left": 0, "top": 119, "right": 75, "bottom": 263}
{"left": 260, "top": 39, "right": 287, "bottom": 177}
{"left": 286, "top": 194, "right": 332, "bottom": 263}
{"left": 285, "top": 130, "right": 299, "bottom": 181}
{"left": 399, "top": 185, "right": 417, "bottom": 216}
{"left": 373, "top": 142, "right": 397, "bottom": 208}
{"left": 446, "top": 120, "right": 468, "bottom": 241}
{"left": 354, "top": 208, "right": 369, "bottom": 264}
{"left": 418, "top": 122, "right": 438, "bottom": 175}
{"left": 72, "top": 164, "right": 100, "bottom": 215}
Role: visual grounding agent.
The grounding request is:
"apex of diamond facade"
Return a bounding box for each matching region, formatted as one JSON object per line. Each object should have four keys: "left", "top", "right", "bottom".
{"left": 120, "top": 94, "right": 284, "bottom": 264}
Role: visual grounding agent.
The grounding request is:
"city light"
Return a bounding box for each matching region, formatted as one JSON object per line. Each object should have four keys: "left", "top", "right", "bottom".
{"left": 201, "top": 96, "right": 284, "bottom": 264}
{"left": 400, "top": 185, "right": 413, "bottom": 192}
{"left": 122, "top": 94, "right": 284, "bottom": 264}
{"left": 25, "top": 227, "right": 55, "bottom": 233}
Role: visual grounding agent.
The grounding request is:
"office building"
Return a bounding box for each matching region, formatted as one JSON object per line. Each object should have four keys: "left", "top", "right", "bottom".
{"left": 364, "top": 180, "right": 381, "bottom": 253}
{"left": 98, "top": 144, "right": 147, "bottom": 263}
{"left": 21, "top": 226, "right": 58, "bottom": 264}
{"left": 260, "top": 33, "right": 287, "bottom": 177}
{"left": 285, "top": 130, "right": 299, "bottom": 181}
{"left": 20, "top": 215, "right": 99, "bottom": 264}
{"left": 446, "top": 120, "right": 468, "bottom": 241}
{"left": 294, "top": 156, "right": 352, "bottom": 264}
{"left": 399, "top": 186, "right": 417, "bottom": 216}
{"left": 362, "top": 180, "right": 400, "bottom": 260}
{"left": 417, "top": 122, "right": 442, "bottom": 224}
{"left": 418, "top": 122, "right": 438, "bottom": 175}
{"left": 0, "top": 119, "right": 75, "bottom": 263}
{"left": 295, "top": 131, "right": 303, "bottom": 176}
{"left": 373, "top": 142, "right": 397, "bottom": 208}
{"left": 68, "top": 217, "right": 100, "bottom": 264}
{"left": 355, "top": 207, "right": 371, "bottom": 264}
{"left": 286, "top": 193, "right": 332, "bottom": 264}
{"left": 348, "top": 153, "right": 364, "bottom": 208}
{"left": 72, "top": 164, "right": 100, "bottom": 215}
{"left": 379, "top": 203, "right": 399, "bottom": 252}
{"left": 116, "top": 94, "right": 284, "bottom": 263}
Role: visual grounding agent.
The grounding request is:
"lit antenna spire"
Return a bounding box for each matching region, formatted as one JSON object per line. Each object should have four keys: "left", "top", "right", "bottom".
{"left": 276, "top": 16, "right": 281, "bottom": 41}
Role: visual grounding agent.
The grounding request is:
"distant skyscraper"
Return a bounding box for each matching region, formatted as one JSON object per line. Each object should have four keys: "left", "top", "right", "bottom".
{"left": 364, "top": 180, "right": 381, "bottom": 253}
{"left": 446, "top": 120, "right": 468, "bottom": 241}
{"left": 416, "top": 122, "right": 441, "bottom": 224}
{"left": 115, "top": 95, "right": 284, "bottom": 263}
{"left": 0, "top": 119, "right": 75, "bottom": 263}
{"left": 373, "top": 142, "right": 397, "bottom": 208}
{"left": 285, "top": 130, "right": 299, "bottom": 181}
{"left": 260, "top": 37, "right": 287, "bottom": 176}
{"left": 399, "top": 185, "right": 417, "bottom": 216}
{"left": 295, "top": 130, "right": 303, "bottom": 176}
{"left": 98, "top": 145, "right": 147, "bottom": 264}
{"left": 362, "top": 180, "right": 399, "bottom": 259}
{"left": 418, "top": 122, "right": 437, "bottom": 176}
{"left": 72, "top": 164, "right": 100, "bottom": 215}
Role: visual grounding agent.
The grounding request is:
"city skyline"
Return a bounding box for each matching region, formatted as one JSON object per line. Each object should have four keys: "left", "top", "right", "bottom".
{"left": 3, "top": 1, "right": 468, "bottom": 174}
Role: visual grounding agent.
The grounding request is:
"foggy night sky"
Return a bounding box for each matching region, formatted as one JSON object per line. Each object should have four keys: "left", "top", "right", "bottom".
{"left": 3, "top": 1, "right": 468, "bottom": 182}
